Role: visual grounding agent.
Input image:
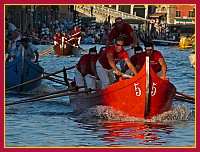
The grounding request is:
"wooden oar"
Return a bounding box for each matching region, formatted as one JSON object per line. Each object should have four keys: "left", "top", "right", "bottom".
{"left": 63, "top": 38, "right": 88, "bottom": 54}
{"left": 66, "top": 41, "right": 88, "bottom": 54}
{"left": 39, "top": 45, "right": 54, "bottom": 56}
{"left": 45, "top": 77, "right": 66, "bottom": 85}
{"left": 6, "top": 88, "right": 71, "bottom": 106}
{"left": 6, "top": 65, "right": 75, "bottom": 91}
{"left": 44, "top": 72, "right": 74, "bottom": 81}
{"left": 77, "top": 46, "right": 89, "bottom": 54}
{"left": 176, "top": 91, "right": 195, "bottom": 101}
{"left": 6, "top": 87, "right": 90, "bottom": 106}
{"left": 113, "top": 71, "right": 133, "bottom": 79}
{"left": 175, "top": 95, "right": 195, "bottom": 104}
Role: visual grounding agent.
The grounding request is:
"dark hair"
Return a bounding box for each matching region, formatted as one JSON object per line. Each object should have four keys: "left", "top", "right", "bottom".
{"left": 16, "top": 40, "right": 21, "bottom": 43}
{"left": 134, "top": 46, "right": 143, "bottom": 51}
{"left": 99, "top": 47, "right": 106, "bottom": 55}
{"left": 115, "top": 36, "right": 124, "bottom": 42}
{"left": 21, "top": 37, "right": 29, "bottom": 43}
{"left": 144, "top": 41, "right": 154, "bottom": 48}
{"left": 89, "top": 46, "right": 97, "bottom": 54}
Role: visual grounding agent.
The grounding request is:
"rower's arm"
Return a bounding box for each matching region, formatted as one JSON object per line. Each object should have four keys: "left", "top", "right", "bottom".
{"left": 105, "top": 41, "right": 111, "bottom": 48}
{"left": 34, "top": 50, "right": 39, "bottom": 62}
{"left": 107, "top": 54, "right": 121, "bottom": 75}
{"left": 130, "top": 31, "right": 138, "bottom": 47}
{"left": 124, "top": 58, "right": 137, "bottom": 75}
{"left": 159, "top": 58, "right": 167, "bottom": 79}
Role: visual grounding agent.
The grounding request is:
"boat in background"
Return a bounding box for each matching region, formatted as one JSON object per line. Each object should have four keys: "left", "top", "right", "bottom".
{"left": 6, "top": 53, "right": 44, "bottom": 92}
{"left": 179, "top": 34, "right": 195, "bottom": 49}
{"left": 70, "top": 57, "right": 176, "bottom": 119}
{"left": 54, "top": 36, "right": 81, "bottom": 57}
{"left": 152, "top": 39, "right": 179, "bottom": 46}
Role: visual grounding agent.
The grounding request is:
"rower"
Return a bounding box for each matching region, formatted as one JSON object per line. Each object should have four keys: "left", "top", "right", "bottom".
{"left": 96, "top": 37, "right": 137, "bottom": 89}
{"left": 74, "top": 46, "right": 99, "bottom": 90}
{"left": 136, "top": 41, "right": 167, "bottom": 80}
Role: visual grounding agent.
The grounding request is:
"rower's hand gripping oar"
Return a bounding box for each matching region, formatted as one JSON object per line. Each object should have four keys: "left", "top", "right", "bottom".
{"left": 113, "top": 71, "right": 133, "bottom": 79}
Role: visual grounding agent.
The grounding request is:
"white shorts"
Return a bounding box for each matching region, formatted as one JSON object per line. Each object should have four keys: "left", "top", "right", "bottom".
{"left": 96, "top": 60, "right": 115, "bottom": 89}
{"left": 74, "top": 68, "right": 97, "bottom": 90}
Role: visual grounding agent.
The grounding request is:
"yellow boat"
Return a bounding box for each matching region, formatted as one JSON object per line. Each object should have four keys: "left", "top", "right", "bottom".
{"left": 179, "top": 34, "right": 195, "bottom": 49}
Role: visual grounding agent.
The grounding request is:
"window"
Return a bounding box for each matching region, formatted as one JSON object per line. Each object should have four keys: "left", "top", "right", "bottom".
{"left": 188, "top": 10, "right": 194, "bottom": 17}
{"left": 176, "top": 10, "right": 181, "bottom": 17}
{"left": 161, "top": 7, "right": 166, "bottom": 12}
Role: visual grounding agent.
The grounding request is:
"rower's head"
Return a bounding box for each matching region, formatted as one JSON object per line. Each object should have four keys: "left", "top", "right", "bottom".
{"left": 16, "top": 40, "right": 21, "bottom": 48}
{"left": 134, "top": 46, "right": 143, "bottom": 56}
{"left": 99, "top": 47, "right": 106, "bottom": 55}
{"left": 144, "top": 41, "right": 154, "bottom": 56}
{"left": 89, "top": 46, "right": 97, "bottom": 56}
{"left": 115, "top": 17, "right": 123, "bottom": 30}
{"left": 62, "top": 31, "right": 66, "bottom": 36}
{"left": 114, "top": 37, "right": 124, "bottom": 53}
{"left": 21, "top": 37, "right": 29, "bottom": 49}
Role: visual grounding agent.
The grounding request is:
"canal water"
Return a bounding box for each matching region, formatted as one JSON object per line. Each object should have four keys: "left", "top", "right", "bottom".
{"left": 5, "top": 44, "right": 195, "bottom": 147}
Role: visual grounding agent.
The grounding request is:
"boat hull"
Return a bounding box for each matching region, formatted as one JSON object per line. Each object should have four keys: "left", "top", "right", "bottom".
{"left": 6, "top": 54, "right": 44, "bottom": 91}
{"left": 152, "top": 40, "right": 179, "bottom": 46}
{"left": 70, "top": 62, "right": 176, "bottom": 119}
{"left": 102, "top": 65, "right": 176, "bottom": 118}
{"left": 70, "top": 91, "right": 104, "bottom": 113}
{"left": 54, "top": 43, "right": 80, "bottom": 56}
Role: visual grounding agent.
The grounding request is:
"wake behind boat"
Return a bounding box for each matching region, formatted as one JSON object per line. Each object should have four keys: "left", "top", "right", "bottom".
{"left": 6, "top": 53, "right": 44, "bottom": 92}
{"left": 70, "top": 57, "right": 176, "bottom": 119}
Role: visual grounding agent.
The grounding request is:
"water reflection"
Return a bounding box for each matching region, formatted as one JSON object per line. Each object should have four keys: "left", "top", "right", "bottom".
{"left": 75, "top": 104, "right": 193, "bottom": 146}
{"left": 75, "top": 118, "right": 175, "bottom": 146}
{"left": 100, "top": 122, "right": 173, "bottom": 146}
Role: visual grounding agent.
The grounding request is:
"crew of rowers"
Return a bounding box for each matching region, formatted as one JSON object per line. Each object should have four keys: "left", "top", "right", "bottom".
{"left": 54, "top": 26, "right": 82, "bottom": 48}
{"left": 74, "top": 17, "right": 167, "bottom": 90}
{"left": 5, "top": 17, "right": 167, "bottom": 91}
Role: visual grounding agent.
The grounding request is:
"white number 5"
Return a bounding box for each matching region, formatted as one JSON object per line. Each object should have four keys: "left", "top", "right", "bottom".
{"left": 134, "top": 83, "right": 141, "bottom": 96}
{"left": 151, "top": 82, "right": 157, "bottom": 96}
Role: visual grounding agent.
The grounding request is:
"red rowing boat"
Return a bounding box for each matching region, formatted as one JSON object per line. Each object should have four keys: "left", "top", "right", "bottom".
{"left": 54, "top": 37, "right": 80, "bottom": 56}
{"left": 70, "top": 57, "right": 176, "bottom": 119}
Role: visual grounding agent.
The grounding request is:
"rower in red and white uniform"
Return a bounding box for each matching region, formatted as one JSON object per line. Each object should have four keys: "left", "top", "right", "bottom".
{"left": 96, "top": 37, "right": 137, "bottom": 89}
{"left": 53, "top": 32, "right": 62, "bottom": 45}
{"left": 70, "top": 26, "right": 81, "bottom": 47}
{"left": 74, "top": 46, "right": 99, "bottom": 90}
{"left": 105, "top": 17, "right": 138, "bottom": 69}
{"left": 136, "top": 41, "right": 167, "bottom": 80}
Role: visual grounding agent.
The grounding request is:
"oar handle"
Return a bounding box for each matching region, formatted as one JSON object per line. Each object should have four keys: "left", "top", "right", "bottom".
{"left": 175, "top": 95, "right": 195, "bottom": 104}
{"left": 113, "top": 71, "right": 133, "bottom": 78}
{"left": 120, "top": 73, "right": 133, "bottom": 78}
